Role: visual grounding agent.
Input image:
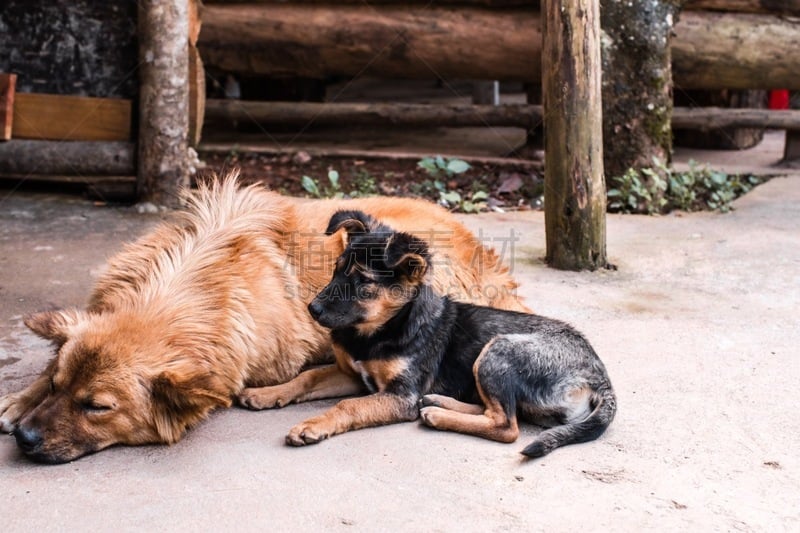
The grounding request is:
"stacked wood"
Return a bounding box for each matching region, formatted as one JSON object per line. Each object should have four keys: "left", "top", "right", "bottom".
{"left": 198, "top": 5, "right": 800, "bottom": 89}
{"left": 674, "top": 90, "right": 768, "bottom": 149}
{"left": 542, "top": 0, "right": 606, "bottom": 271}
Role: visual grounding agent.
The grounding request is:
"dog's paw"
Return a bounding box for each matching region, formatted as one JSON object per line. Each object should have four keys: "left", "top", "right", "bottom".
{"left": 0, "top": 393, "right": 24, "bottom": 433}
{"left": 419, "top": 406, "right": 447, "bottom": 428}
{"left": 237, "top": 387, "right": 290, "bottom": 410}
{"left": 420, "top": 394, "right": 448, "bottom": 408}
{"left": 285, "top": 421, "right": 331, "bottom": 446}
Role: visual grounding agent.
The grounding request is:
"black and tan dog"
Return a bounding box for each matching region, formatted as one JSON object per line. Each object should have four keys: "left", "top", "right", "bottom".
{"left": 256, "top": 210, "right": 616, "bottom": 457}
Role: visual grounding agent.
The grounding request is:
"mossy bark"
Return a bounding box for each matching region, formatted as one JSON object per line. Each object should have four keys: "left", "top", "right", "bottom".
{"left": 601, "top": 0, "right": 682, "bottom": 204}
{"left": 542, "top": 0, "right": 607, "bottom": 271}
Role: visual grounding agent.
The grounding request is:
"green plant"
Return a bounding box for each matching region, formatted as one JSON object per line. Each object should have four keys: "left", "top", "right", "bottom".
{"left": 349, "top": 168, "right": 378, "bottom": 197}
{"left": 607, "top": 159, "right": 668, "bottom": 214}
{"left": 302, "top": 170, "right": 343, "bottom": 199}
{"left": 439, "top": 189, "right": 489, "bottom": 213}
{"left": 608, "top": 158, "right": 760, "bottom": 214}
{"left": 417, "top": 156, "right": 471, "bottom": 179}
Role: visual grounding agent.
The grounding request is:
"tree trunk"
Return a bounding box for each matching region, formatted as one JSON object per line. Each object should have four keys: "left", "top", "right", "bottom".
{"left": 199, "top": 6, "right": 800, "bottom": 89}
{"left": 601, "top": 0, "right": 680, "bottom": 193}
{"left": 542, "top": 0, "right": 607, "bottom": 271}
{"left": 138, "top": 0, "right": 190, "bottom": 207}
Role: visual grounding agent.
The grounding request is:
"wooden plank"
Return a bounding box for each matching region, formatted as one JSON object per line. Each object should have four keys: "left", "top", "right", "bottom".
{"left": 0, "top": 74, "right": 16, "bottom": 141}
{"left": 12, "top": 93, "right": 132, "bottom": 141}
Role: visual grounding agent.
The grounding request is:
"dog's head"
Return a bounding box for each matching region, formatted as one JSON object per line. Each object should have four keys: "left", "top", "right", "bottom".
{"left": 308, "top": 210, "right": 430, "bottom": 335}
{"left": 15, "top": 309, "right": 231, "bottom": 463}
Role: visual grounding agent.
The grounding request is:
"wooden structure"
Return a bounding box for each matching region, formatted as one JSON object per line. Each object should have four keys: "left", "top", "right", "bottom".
{"left": 542, "top": 0, "right": 606, "bottom": 271}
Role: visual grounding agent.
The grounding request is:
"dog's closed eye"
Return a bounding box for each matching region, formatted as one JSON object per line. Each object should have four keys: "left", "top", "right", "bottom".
{"left": 80, "top": 399, "right": 113, "bottom": 414}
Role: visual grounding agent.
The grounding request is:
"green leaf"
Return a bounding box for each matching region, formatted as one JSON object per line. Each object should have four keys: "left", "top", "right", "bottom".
{"left": 327, "top": 170, "right": 339, "bottom": 188}
{"left": 607, "top": 189, "right": 622, "bottom": 197}
{"left": 445, "top": 159, "right": 471, "bottom": 175}
{"left": 471, "top": 190, "right": 488, "bottom": 202}
{"left": 440, "top": 191, "right": 462, "bottom": 205}
{"left": 301, "top": 176, "right": 320, "bottom": 196}
{"left": 434, "top": 155, "right": 446, "bottom": 170}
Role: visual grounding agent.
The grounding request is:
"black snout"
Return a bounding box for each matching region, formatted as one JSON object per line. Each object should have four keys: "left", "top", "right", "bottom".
{"left": 308, "top": 300, "right": 324, "bottom": 320}
{"left": 14, "top": 425, "right": 43, "bottom": 453}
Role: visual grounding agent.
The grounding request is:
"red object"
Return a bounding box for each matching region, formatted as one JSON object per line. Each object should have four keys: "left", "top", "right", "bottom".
{"left": 769, "top": 89, "right": 790, "bottom": 110}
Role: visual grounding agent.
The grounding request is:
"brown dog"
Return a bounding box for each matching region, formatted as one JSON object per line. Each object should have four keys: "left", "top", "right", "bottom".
{"left": 0, "top": 174, "right": 527, "bottom": 463}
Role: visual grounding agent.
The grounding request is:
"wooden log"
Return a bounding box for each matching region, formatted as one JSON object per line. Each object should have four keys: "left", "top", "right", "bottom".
{"left": 204, "top": 100, "right": 542, "bottom": 129}
{"left": 673, "top": 12, "right": 800, "bottom": 90}
{"left": 12, "top": 93, "right": 132, "bottom": 142}
{"left": 199, "top": 5, "right": 541, "bottom": 82}
{"left": 0, "top": 141, "right": 135, "bottom": 175}
{"left": 672, "top": 107, "right": 800, "bottom": 130}
{"left": 138, "top": 0, "right": 191, "bottom": 207}
{"left": 0, "top": 74, "right": 15, "bottom": 141}
{"left": 199, "top": 6, "right": 800, "bottom": 89}
{"left": 674, "top": 90, "right": 768, "bottom": 149}
{"left": 684, "top": 0, "right": 800, "bottom": 15}
{"left": 204, "top": 0, "right": 532, "bottom": 5}
{"left": 542, "top": 0, "right": 606, "bottom": 271}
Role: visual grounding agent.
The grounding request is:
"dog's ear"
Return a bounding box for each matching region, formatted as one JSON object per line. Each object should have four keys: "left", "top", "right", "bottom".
{"left": 386, "top": 232, "right": 430, "bottom": 283}
{"left": 151, "top": 371, "right": 232, "bottom": 443}
{"left": 24, "top": 308, "right": 88, "bottom": 346}
{"left": 325, "top": 210, "right": 376, "bottom": 236}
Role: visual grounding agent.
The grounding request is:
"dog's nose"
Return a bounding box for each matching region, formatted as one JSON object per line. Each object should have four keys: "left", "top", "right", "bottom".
{"left": 308, "top": 300, "right": 324, "bottom": 320}
{"left": 14, "top": 425, "right": 43, "bottom": 453}
{"left": 308, "top": 300, "right": 323, "bottom": 320}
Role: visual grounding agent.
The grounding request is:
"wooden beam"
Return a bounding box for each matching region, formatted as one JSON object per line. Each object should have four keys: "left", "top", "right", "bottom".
{"left": 204, "top": 100, "right": 542, "bottom": 129}
{"left": 200, "top": 6, "right": 800, "bottom": 89}
{"left": 0, "top": 74, "right": 16, "bottom": 141}
{"left": 11, "top": 93, "right": 131, "bottom": 142}
{"left": 199, "top": 5, "right": 540, "bottom": 82}
{"left": 672, "top": 107, "right": 800, "bottom": 130}
{"left": 542, "top": 0, "right": 607, "bottom": 271}
{"left": 138, "top": 0, "right": 191, "bottom": 207}
{"left": 684, "top": 0, "right": 800, "bottom": 15}
{"left": 0, "top": 140, "right": 135, "bottom": 175}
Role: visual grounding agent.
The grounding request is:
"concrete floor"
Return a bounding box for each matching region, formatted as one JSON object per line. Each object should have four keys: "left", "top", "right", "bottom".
{"left": 1, "top": 172, "right": 799, "bottom": 531}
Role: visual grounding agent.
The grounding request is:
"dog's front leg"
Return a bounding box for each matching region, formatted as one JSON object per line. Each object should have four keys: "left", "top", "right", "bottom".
{"left": 238, "top": 364, "right": 364, "bottom": 410}
{"left": 286, "top": 393, "right": 418, "bottom": 446}
{"left": 0, "top": 365, "right": 53, "bottom": 433}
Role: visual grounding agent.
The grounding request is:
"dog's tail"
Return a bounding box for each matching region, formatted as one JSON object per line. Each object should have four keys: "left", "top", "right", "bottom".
{"left": 520, "top": 386, "right": 616, "bottom": 459}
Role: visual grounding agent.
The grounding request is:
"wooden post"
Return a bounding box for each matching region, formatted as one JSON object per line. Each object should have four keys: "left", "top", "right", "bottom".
{"left": 542, "top": 0, "right": 607, "bottom": 271}
{"left": 138, "top": 0, "right": 190, "bottom": 207}
{"left": 0, "top": 74, "right": 16, "bottom": 141}
{"left": 784, "top": 92, "right": 800, "bottom": 167}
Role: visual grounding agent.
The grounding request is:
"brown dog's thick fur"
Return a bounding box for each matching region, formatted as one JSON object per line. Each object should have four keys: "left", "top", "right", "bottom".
{"left": 0, "top": 174, "right": 527, "bottom": 463}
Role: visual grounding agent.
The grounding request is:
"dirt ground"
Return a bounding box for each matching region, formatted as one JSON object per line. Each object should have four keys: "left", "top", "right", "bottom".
{"left": 1, "top": 147, "right": 798, "bottom": 529}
